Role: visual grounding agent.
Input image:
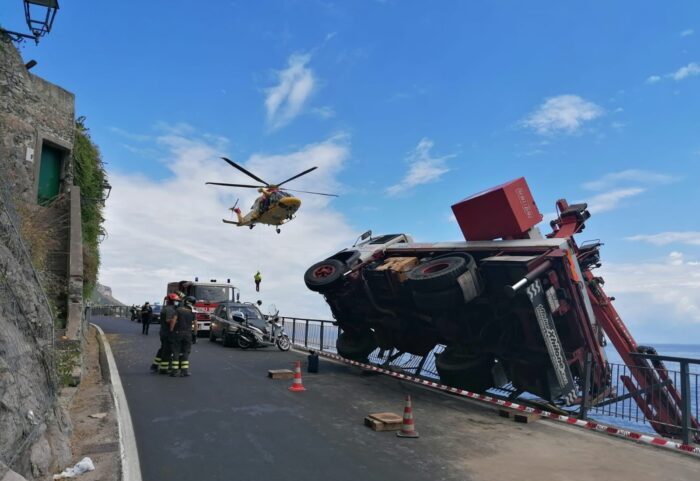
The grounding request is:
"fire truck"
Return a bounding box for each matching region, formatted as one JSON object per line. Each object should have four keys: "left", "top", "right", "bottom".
{"left": 166, "top": 279, "right": 237, "bottom": 336}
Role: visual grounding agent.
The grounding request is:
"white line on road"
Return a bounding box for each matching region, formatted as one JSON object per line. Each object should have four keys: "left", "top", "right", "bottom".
{"left": 92, "top": 323, "right": 143, "bottom": 481}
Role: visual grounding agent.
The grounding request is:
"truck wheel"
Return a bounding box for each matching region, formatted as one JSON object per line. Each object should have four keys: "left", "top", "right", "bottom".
{"left": 412, "top": 286, "right": 464, "bottom": 312}
{"left": 436, "top": 346, "right": 494, "bottom": 392}
{"left": 209, "top": 330, "right": 216, "bottom": 342}
{"left": 407, "top": 256, "right": 468, "bottom": 292}
{"left": 304, "top": 259, "right": 345, "bottom": 292}
{"left": 336, "top": 331, "right": 377, "bottom": 362}
{"left": 222, "top": 333, "right": 234, "bottom": 347}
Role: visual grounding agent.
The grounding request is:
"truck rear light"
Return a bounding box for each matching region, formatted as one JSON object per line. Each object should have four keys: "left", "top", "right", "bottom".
{"left": 196, "top": 313, "right": 210, "bottom": 320}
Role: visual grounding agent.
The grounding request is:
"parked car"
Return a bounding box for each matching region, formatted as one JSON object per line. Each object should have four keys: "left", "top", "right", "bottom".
{"left": 150, "top": 303, "right": 162, "bottom": 323}
{"left": 209, "top": 302, "right": 266, "bottom": 347}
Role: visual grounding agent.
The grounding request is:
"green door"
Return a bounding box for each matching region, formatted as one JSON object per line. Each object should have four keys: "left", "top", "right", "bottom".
{"left": 37, "top": 145, "right": 62, "bottom": 205}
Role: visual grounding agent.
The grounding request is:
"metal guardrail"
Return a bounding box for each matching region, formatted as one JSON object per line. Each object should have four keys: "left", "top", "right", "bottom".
{"left": 588, "top": 354, "right": 700, "bottom": 444}
{"left": 94, "top": 309, "right": 700, "bottom": 442}
{"left": 91, "top": 305, "right": 130, "bottom": 317}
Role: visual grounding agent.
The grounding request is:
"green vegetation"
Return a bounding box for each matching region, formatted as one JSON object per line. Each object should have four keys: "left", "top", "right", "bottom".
{"left": 73, "top": 117, "right": 107, "bottom": 298}
{"left": 56, "top": 345, "right": 80, "bottom": 387}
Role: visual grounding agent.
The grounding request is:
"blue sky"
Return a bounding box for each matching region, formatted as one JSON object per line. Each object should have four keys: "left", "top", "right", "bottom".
{"left": 4, "top": 1, "right": 700, "bottom": 342}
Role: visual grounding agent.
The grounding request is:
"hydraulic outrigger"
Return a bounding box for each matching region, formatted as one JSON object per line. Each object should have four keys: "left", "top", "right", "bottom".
{"left": 549, "top": 199, "right": 699, "bottom": 441}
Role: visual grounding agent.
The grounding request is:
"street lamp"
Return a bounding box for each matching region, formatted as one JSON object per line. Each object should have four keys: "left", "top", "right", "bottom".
{"left": 24, "top": 0, "right": 59, "bottom": 38}
{"left": 1, "top": 0, "right": 59, "bottom": 44}
{"left": 102, "top": 180, "right": 112, "bottom": 202}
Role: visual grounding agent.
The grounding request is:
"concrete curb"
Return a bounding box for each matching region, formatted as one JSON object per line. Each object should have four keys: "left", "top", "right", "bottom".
{"left": 308, "top": 348, "right": 700, "bottom": 458}
{"left": 91, "top": 324, "right": 143, "bottom": 481}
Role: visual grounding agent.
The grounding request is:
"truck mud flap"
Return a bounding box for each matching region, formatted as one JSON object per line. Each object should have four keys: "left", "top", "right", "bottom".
{"left": 526, "top": 279, "right": 577, "bottom": 405}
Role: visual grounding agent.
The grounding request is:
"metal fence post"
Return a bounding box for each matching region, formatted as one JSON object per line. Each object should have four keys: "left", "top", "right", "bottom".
{"left": 319, "top": 322, "right": 325, "bottom": 351}
{"left": 579, "top": 352, "right": 593, "bottom": 420}
{"left": 304, "top": 320, "right": 309, "bottom": 348}
{"left": 291, "top": 319, "right": 296, "bottom": 344}
{"left": 681, "top": 360, "right": 691, "bottom": 445}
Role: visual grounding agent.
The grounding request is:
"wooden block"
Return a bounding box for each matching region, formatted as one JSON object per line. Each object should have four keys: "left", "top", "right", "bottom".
{"left": 368, "top": 412, "right": 403, "bottom": 424}
{"left": 498, "top": 408, "right": 540, "bottom": 424}
{"left": 514, "top": 412, "right": 540, "bottom": 424}
{"left": 364, "top": 412, "right": 403, "bottom": 431}
{"left": 268, "top": 369, "right": 294, "bottom": 380}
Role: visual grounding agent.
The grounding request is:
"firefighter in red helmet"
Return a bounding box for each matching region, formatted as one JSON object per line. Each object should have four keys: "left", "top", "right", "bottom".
{"left": 150, "top": 292, "right": 181, "bottom": 374}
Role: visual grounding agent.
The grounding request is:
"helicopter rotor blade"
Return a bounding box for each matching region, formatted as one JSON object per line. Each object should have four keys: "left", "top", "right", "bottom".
{"left": 221, "top": 157, "right": 269, "bottom": 186}
{"left": 276, "top": 166, "right": 318, "bottom": 187}
{"left": 206, "top": 182, "right": 265, "bottom": 189}
{"left": 282, "top": 188, "right": 339, "bottom": 197}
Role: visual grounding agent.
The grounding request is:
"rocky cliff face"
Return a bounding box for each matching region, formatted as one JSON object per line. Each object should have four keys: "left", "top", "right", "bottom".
{"left": 90, "top": 283, "right": 124, "bottom": 306}
{"left": 0, "top": 35, "right": 73, "bottom": 480}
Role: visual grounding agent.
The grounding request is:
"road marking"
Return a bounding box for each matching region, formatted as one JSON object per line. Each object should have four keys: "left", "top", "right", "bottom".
{"left": 92, "top": 323, "right": 143, "bottom": 481}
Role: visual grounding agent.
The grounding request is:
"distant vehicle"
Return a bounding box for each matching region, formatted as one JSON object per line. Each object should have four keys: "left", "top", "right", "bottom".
{"left": 206, "top": 157, "right": 338, "bottom": 234}
{"left": 150, "top": 304, "right": 162, "bottom": 323}
{"left": 166, "top": 279, "right": 236, "bottom": 336}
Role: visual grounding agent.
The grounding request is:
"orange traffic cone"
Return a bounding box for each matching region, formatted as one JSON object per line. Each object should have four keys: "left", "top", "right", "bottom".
{"left": 288, "top": 360, "right": 306, "bottom": 392}
{"left": 396, "top": 395, "right": 419, "bottom": 438}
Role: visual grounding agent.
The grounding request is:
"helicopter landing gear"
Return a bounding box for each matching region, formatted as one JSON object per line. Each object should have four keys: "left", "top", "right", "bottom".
{"left": 249, "top": 225, "right": 255, "bottom": 230}
{"left": 276, "top": 228, "right": 281, "bottom": 234}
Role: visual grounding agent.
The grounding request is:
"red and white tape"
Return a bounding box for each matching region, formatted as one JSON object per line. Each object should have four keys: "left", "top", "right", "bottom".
{"left": 312, "top": 349, "right": 700, "bottom": 457}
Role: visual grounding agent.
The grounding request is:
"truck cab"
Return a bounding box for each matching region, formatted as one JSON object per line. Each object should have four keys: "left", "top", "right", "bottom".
{"left": 167, "top": 280, "right": 236, "bottom": 336}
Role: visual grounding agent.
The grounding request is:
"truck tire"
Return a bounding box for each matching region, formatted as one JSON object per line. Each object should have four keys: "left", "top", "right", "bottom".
{"left": 436, "top": 346, "right": 494, "bottom": 392}
{"left": 412, "top": 286, "right": 464, "bottom": 312}
{"left": 336, "top": 331, "right": 377, "bottom": 362}
{"left": 304, "top": 259, "right": 345, "bottom": 292}
{"left": 209, "top": 329, "right": 217, "bottom": 342}
{"left": 407, "top": 256, "right": 468, "bottom": 292}
{"left": 222, "top": 332, "right": 234, "bottom": 347}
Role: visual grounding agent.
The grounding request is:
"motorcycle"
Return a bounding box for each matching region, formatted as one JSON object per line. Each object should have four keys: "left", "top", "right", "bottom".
{"left": 232, "top": 307, "right": 291, "bottom": 351}
{"left": 130, "top": 305, "right": 140, "bottom": 322}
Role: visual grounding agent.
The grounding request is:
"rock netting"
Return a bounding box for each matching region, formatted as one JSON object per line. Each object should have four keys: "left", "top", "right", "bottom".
{"left": 0, "top": 34, "right": 74, "bottom": 479}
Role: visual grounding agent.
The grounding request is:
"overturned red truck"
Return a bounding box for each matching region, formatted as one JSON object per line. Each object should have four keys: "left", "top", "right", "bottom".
{"left": 304, "top": 177, "right": 697, "bottom": 439}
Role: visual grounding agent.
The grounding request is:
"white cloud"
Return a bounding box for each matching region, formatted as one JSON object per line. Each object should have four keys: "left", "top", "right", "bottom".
{"left": 582, "top": 169, "right": 679, "bottom": 190}
{"left": 99, "top": 128, "right": 355, "bottom": 318}
{"left": 585, "top": 187, "right": 645, "bottom": 213}
{"left": 386, "top": 138, "right": 452, "bottom": 196}
{"left": 627, "top": 231, "right": 700, "bottom": 246}
{"left": 647, "top": 62, "right": 700, "bottom": 84}
{"left": 521, "top": 94, "right": 604, "bottom": 135}
{"left": 600, "top": 252, "right": 700, "bottom": 336}
{"left": 671, "top": 62, "right": 700, "bottom": 81}
{"left": 680, "top": 29, "right": 694, "bottom": 37}
{"left": 265, "top": 53, "right": 316, "bottom": 128}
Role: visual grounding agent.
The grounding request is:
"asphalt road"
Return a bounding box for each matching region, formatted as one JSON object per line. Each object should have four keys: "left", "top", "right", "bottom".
{"left": 92, "top": 315, "right": 477, "bottom": 481}
{"left": 93, "top": 315, "right": 700, "bottom": 481}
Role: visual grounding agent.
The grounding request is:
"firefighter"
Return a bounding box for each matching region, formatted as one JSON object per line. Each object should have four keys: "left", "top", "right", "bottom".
{"left": 150, "top": 293, "right": 180, "bottom": 373}
{"left": 169, "top": 295, "right": 196, "bottom": 377}
{"left": 141, "top": 302, "right": 153, "bottom": 335}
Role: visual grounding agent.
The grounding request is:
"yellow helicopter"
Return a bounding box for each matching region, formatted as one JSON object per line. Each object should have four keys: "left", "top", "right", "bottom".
{"left": 206, "top": 157, "right": 338, "bottom": 233}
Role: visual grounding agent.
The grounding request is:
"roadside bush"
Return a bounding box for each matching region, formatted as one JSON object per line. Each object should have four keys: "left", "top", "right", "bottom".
{"left": 73, "top": 117, "right": 107, "bottom": 299}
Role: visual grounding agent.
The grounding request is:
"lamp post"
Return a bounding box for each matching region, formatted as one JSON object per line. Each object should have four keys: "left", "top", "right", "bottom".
{"left": 1, "top": 0, "right": 59, "bottom": 44}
